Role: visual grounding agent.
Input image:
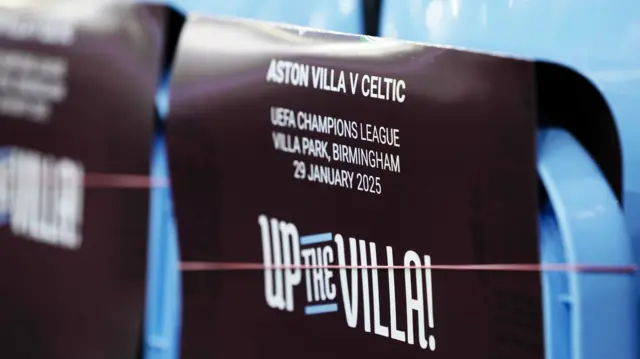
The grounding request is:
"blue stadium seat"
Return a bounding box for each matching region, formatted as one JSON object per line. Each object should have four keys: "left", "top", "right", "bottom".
{"left": 380, "top": 2, "right": 639, "bottom": 359}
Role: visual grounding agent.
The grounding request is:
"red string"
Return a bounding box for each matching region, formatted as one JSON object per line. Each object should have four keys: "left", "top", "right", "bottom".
{"left": 180, "top": 261, "right": 637, "bottom": 274}
{"left": 83, "top": 173, "right": 169, "bottom": 188}
{"left": 78, "top": 174, "right": 638, "bottom": 275}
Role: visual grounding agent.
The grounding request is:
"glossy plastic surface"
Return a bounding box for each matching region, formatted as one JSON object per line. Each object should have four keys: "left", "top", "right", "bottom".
{"left": 144, "top": 136, "right": 181, "bottom": 359}
{"left": 538, "top": 128, "right": 635, "bottom": 359}
{"left": 379, "top": 0, "right": 640, "bottom": 291}
{"left": 380, "top": 3, "right": 639, "bottom": 358}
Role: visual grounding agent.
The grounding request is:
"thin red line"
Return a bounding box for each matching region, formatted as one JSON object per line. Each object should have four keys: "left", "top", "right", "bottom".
{"left": 78, "top": 174, "right": 638, "bottom": 275}
{"left": 180, "top": 261, "right": 637, "bottom": 274}
{"left": 83, "top": 174, "right": 169, "bottom": 188}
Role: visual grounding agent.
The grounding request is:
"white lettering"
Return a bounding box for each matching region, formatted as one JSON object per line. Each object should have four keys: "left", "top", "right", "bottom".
{"left": 404, "top": 251, "right": 428, "bottom": 349}
{"left": 0, "top": 147, "right": 83, "bottom": 249}
{"left": 266, "top": 59, "right": 310, "bottom": 88}
{"left": 258, "top": 216, "right": 437, "bottom": 350}
{"left": 335, "top": 234, "right": 359, "bottom": 328}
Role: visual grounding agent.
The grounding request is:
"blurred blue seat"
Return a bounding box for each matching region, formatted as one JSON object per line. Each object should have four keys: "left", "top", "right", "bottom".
{"left": 379, "top": 0, "right": 640, "bottom": 237}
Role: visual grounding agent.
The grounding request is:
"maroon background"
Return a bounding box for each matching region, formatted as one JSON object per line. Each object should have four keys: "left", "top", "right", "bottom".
{"left": 0, "top": 3, "right": 163, "bottom": 359}
{"left": 167, "top": 17, "right": 542, "bottom": 359}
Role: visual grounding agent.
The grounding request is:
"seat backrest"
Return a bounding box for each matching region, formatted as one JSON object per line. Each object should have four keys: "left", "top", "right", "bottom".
{"left": 380, "top": 0, "right": 640, "bottom": 288}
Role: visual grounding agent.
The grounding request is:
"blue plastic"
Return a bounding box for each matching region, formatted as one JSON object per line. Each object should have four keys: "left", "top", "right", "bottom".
{"left": 538, "top": 128, "right": 635, "bottom": 359}
{"left": 142, "top": 6, "right": 178, "bottom": 359}
{"left": 381, "top": 3, "right": 639, "bottom": 358}
{"left": 379, "top": 0, "right": 640, "bottom": 322}
{"left": 157, "top": 0, "right": 364, "bottom": 33}
{"left": 144, "top": 135, "right": 181, "bottom": 359}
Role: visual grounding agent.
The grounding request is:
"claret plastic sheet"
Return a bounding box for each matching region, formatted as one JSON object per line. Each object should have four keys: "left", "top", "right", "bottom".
{"left": 166, "top": 16, "right": 542, "bottom": 359}
{"left": 0, "top": 2, "right": 164, "bottom": 358}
